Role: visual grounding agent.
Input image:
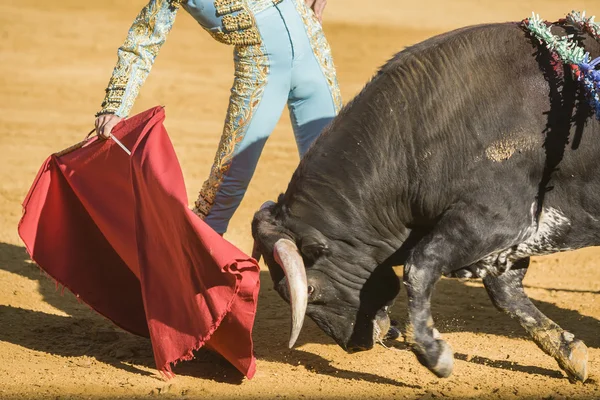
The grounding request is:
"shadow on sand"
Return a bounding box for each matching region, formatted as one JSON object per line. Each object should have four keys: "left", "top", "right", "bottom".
{"left": 2, "top": 241, "right": 599, "bottom": 385}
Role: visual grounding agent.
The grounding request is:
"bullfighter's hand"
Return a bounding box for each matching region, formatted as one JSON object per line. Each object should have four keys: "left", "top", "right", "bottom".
{"left": 304, "top": 0, "right": 327, "bottom": 23}
{"left": 95, "top": 114, "right": 124, "bottom": 139}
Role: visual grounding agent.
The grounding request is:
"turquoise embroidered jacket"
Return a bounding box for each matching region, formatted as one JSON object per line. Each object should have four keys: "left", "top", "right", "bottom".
{"left": 97, "top": 0, "right": 282, "bottom": 117}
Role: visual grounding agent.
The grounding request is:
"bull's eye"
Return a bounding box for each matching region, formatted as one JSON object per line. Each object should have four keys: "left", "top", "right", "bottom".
{"left": 307, "top": 285, "right": 315, "bottom": 296}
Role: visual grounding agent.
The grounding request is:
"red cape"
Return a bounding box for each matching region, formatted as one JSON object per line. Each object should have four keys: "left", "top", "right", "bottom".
{"left": 18, "top": 106, "right": 260, "bottom": 379}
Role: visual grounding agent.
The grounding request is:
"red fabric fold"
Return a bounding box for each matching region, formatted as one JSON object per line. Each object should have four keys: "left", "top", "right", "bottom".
{"left": 18, "top": 106, "right": 259, "bottom": 378}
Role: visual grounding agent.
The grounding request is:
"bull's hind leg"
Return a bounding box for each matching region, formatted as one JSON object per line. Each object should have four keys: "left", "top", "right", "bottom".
{"left": 483, "top": 258, "right": 588, "bottom": 382}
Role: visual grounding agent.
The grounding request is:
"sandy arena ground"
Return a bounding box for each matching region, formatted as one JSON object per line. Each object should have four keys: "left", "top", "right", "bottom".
{"left": 2, "top": 0, "right": 600, "bottom": 398}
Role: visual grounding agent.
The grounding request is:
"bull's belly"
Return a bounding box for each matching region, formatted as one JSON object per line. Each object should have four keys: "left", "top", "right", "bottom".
{"left": 448, "top": 207, "right": 577, "bottom": 279}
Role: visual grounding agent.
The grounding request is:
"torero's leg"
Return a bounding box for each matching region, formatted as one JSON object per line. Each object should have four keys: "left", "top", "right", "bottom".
{"left": 193, "top": 39, "right": 290, "bottom": 234}
{"left": 281, "top": 0, "right": 343, "bottom": 157}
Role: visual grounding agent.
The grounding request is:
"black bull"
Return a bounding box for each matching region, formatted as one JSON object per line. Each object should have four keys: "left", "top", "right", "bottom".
{"left": 251, "top": 21, "right": 600, "bottom": 381}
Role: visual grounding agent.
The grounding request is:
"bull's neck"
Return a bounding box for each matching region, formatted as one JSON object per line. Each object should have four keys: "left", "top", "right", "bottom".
{"left": 281, "top": 66, "right": 417, "bottom": 265}
{"left": 283, "top": 171, "right": 407, "bottom": 267}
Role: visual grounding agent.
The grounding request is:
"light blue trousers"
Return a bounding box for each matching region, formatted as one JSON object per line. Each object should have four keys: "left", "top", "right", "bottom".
{"left": 193, "top": 0, "right": 342, "bottom": 234}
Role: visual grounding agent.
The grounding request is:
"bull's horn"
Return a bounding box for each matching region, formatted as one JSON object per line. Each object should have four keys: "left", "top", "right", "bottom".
{"left": 273, "top": 238, "right": 308, "bottom": 349}
{"left": 259, "top": 200, "right": 276, "bottom": 211}
{"left": 251, "top": 240, "right": 262, "bottom": 263}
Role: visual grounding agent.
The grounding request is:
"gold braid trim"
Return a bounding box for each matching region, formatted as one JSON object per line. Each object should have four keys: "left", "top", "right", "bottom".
{"left": 194, "top": 43, "right": 269, "bottom": 218}
{"left": 167, "top": 0, "right": 183, "bottom": 8}
{"left": 208, "top": 27, "right": 261, "bottom": 46}
{"left": 96, "top": 0, "right": 180, "bottom": 117}
{"left": 222, "top": 12, "right": 254, "bottom": 32}
{"left": 209, "top": 0, "right": 284, "bottom": 46}
{"left": 214, "top": 0, "right": 244, "bottom": 16}
{"left": 210, "top": 1, "right": 260, "bottom": 45}
{"left": 291, "top": 0, "right": 343, "bottom": 112}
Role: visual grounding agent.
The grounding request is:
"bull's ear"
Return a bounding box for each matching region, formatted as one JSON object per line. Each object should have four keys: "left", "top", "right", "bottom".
{"left": 300, "top": 236, "right": 330, "bottom": 262}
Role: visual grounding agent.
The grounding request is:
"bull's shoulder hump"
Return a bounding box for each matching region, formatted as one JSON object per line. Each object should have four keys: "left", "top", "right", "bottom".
{"left": 382, "top": 22, "right": 524, "bottom": 70}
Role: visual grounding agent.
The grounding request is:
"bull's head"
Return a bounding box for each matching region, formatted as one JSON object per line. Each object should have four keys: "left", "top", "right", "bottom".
{"left": 251, "top": 200, "right": 400, "bottom": 352}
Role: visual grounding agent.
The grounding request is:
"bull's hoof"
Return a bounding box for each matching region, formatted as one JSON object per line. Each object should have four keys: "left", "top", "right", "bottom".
{"left": 556, "top": 334, "right": 588, "bottom": 382}
{"left": 385, "top": 325, "right": 402, "bottom": 341}
{"left": 431, "top": 340, "right": 454, "bottom": 378}
{"left": 413, "top": 339, "right": 454, "bottom": 378}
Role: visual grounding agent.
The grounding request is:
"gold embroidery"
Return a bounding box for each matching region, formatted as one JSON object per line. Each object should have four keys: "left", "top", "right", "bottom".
{"left": 194, "top": 43, "right": 269, "bottom": 218}
{"left": 291, "top": 0, "right": 343, "bottom": 112}
{"left": 208, "top": 26, "right": 261, "bottom": 46}
{"left": 167, "top": 0, "right": 183, "bottom": 8}
{"left": 208, "top": 0, "right": 262, "bottom": 46}
{"left": 96, "top": 0, "right": 179, "bottom": 117}
{"left": 206, "top": 0, "right": 286, "bottom": 47}
{"left": 214, "top": 0, "right": 244, "bottom": 16}
{"left": 222, "top": 12, "right": 254, "bottom": 32}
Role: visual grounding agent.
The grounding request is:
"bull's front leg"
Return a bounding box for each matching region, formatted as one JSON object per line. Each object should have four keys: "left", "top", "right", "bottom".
{"left": 483, "top": 258, "right": 588, "bottom": 382}
{"left": 403, "top": 235, "right": 454, "bottom": 378}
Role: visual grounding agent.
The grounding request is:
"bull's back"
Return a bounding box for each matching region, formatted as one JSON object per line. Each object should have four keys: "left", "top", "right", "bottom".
{"left": 289, "top": 22, "right": 600, "bottom": 236}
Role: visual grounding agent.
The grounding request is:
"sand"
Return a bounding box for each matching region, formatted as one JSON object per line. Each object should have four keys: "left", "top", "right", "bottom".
{"left": 1, "top": 0, "right": 600, "bottom": 398}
